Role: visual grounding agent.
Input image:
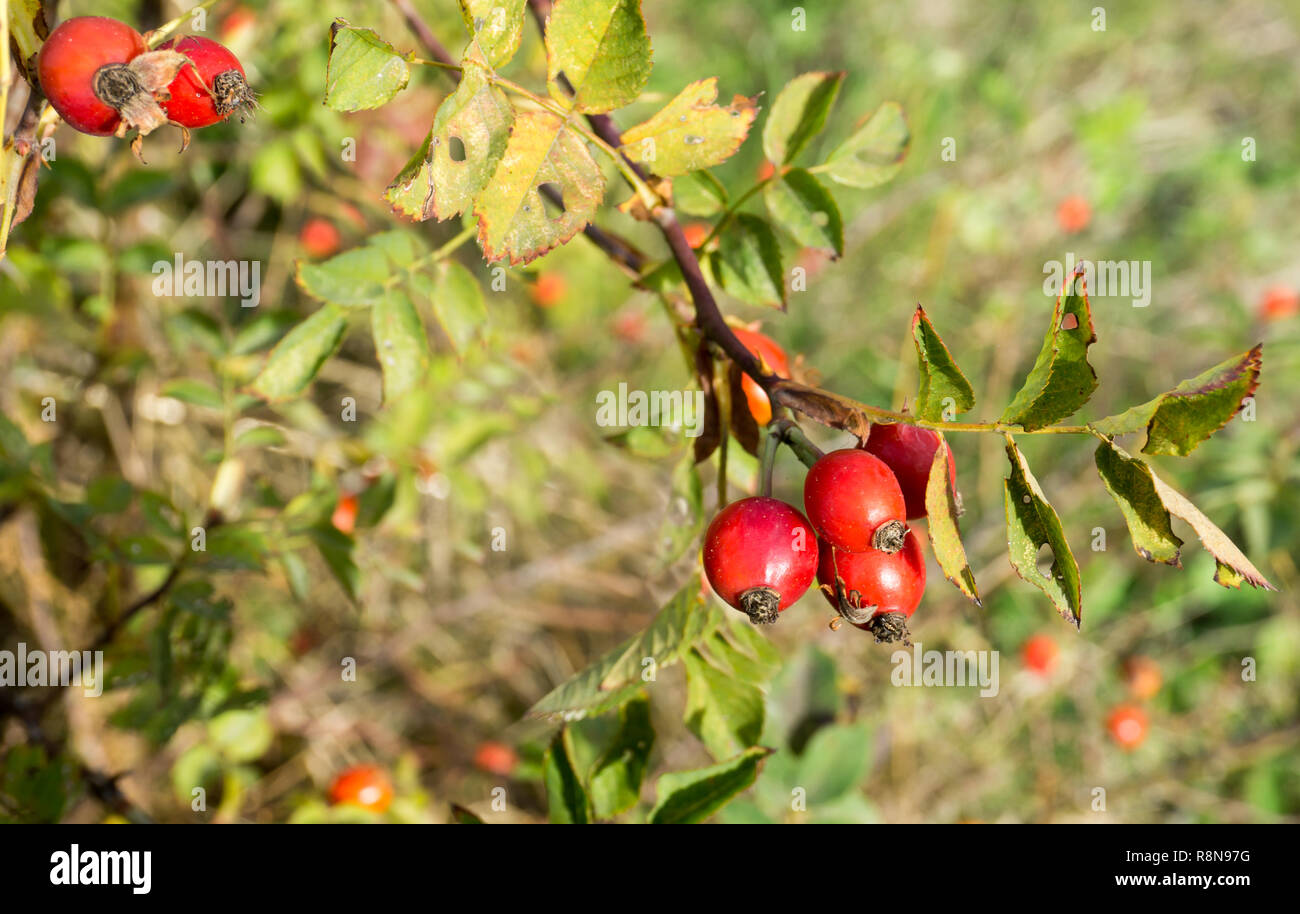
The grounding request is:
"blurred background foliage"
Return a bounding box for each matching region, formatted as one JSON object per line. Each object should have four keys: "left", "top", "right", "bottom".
{"left": 1, "top": 0, "right": 1298, "bottom": 823}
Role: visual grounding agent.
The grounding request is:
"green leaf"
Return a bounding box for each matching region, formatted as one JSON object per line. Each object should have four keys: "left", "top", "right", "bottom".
{"left": 371, "top": 290, "right": 430, "bottom": 403}
{"left": 763, "top": 168, "right": 843, "bottom": 256}
{"left": 1094, "top": 441, "right": 1183, "bottom": 565}
{"left": 793, "top": 723, "right": 872, "bottom": 806}
{"left": 546, "top": 0, "right": 652, "bottom": 114}
{"left": 416, "top": 260, "right": 488, "bottom": 354}
{"left": 450, "top": 803, "right": 485, "bottom": 824}
{"left": 925, "top": 435, "right": 980, "bottom": 605}
{"left": 247, "top": 305, "right": 349, "bottom": 402}
{"left": 762, "top": 71, "right": 844, "bottom": 165}
{"left": 474, "top": 111, "right": 606, "bottom": 263}
{"left": 649, "top": 747, "right": 772, "bottom": 824}
{"left": 368, "top": 230, "right": 418, "bottom": 267}
{"left": 325, "top": 21, "right": 410, "bottom": 111}
{"left": 1001, "top": 263, "right": 1097, "bottom": 431}
{"left": 208, "top": 709, "right": 273, "bottom": 763}
{"left": 527, "top": 582, "right": 722, "bottom": 719}
{"left": 161, "top": 379, "right": 222, "bottom": 410}
{"left": 1003, "top": 440, "right": 1082, "bottom": 627}
{"left": 711, "top": 213, "right": 785, "bottom": 309}
{"left": 386, "top": 66, "right": 514, "bottom": 222}
{"left": 824, "top": 101, "right": 909, "bottom": 189}
{"left": 683, "top": 648, "right": 765, "bottom": 761}
{"left": 762, "top": 645, "right": 840, "bottom": 751}
{"left": 657, "top": 452, "right": 704, "bottom": 565}
{"left": 543, "top": 731, "right": 590, "bottom": 823}
{"left": 295, "top": 247, "right": 389, "bottom": 306}
{"left": 619, "top": 79, "right": 758, "bottom": 177}
{"left": 234, "top": 425, "right": 287, "bottom": 450}
{"left": 1093, "top": 442, "right": 1273, "bottom": 590}
{"left": 87, "top": 477, "right": 132, "bottom": 514}
{"left": 673, "top": 170, "right": 728, "bottom": 217}
{"left": 567, "top": 695, "right": 655, "bottom": 819}
{"left": 912, "top": 305, "right": 975, "bottom": 422}
{"left": 459, "top": 0, "right": 527, "bottom": 67}
{"left": 1091, "top": 345, "right": 1262, "bottom": 456}
{"left": 308, "top": 523, "right": 360, "bottom": 602}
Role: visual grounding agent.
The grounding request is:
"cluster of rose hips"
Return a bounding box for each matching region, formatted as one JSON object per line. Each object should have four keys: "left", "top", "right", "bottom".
{"left": 37, "top": 16, "right": 256, "bottom": 159}
{"left": 701, "top": 328, "right": 949, "bottom": 642}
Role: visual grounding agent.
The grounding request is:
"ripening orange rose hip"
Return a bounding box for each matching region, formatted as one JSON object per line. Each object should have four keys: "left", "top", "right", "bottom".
{"left": 1123, "top": 656, "right": 1162, "bottom": 700}
{"left": 1258, "top": 284, "right": 1298, "bottom": 321}
{"left": 1107, "top": 704, "right": 1148, "bottom": 749}
{"left": 682, "top": 222, "right": 711, "bottom": 249}
{"left": 300, "top": 218, "right": 341, "bottom": 259}
{"left": 1021, "top": 634, "right": 1059, "bottom": 676}
{"left": 1056, "top": 195, "right": 1091, "bottom": 233}
{"left": 473, "top": 741, "right": 519, "bottom": 776}
{"left": 331, "top": 493, "right": 358, "bottom": 535}
{"left": 328, "top": 764, "right": 393, "bottom": 813}
{"left": 530, "top": 273, "right": 567, "bottom": 307}
{"left": 729, "top": 326, "right": 790, "bottom": 426}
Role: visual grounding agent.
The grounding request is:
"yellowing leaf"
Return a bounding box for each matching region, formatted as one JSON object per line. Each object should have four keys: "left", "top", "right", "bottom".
{"left": 459, "top": 0, "right": 527, "bottom": 67}
{"left": 619, "top": 79, "right": 758, "bottom": 177}
{"left": 385, "top": 65, "right": 513, "bottom": 222}
{"left": 474, "top": 111, "right": 605, "bottom": 263}
{"left": 925, "top": 436, "right": 979, "bottom": 605}
{"left": 546, "top": 0, "right": 652, "bottom": 114}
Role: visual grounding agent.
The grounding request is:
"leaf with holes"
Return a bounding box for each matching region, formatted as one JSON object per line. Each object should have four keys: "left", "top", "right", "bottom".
{"left": 763, "top": 169, "right": 843, "bottom": 256}
{"left": 711, "top": 214, "right": 785, "bottom": 309}
{"left": 325, "top": 21, "right": 410, "bottom": 112}
{"left": 649, "top": 747, "right": 772, "bottom": 824}
{"left": 1003, "top": 440, "right": 1082, "bottom": 627}
{"left": 474, "top": 111, "right": 606, "bottom": 264}
{"left": 1002, "top": 264, "right": 1097, "bottom": 431}
{"left": 371, "top": 290, "right": 429, "bottom": 403}
{"left": 1092, "top": 345, "right": 1262, "bottom": 456}
{"left": 926, "top": 435, "right": 980, "bottom": 605}
{"left": 459, "top": 0, "right": 527, "bottom": 67}
{"left": 824, "top": 101, "right": 910, "bottom": 189}
{"left": 247, "top": 305, "right": 349, "bottom": 402}
{"left": 619, "top": 79, "right": 758, "bottom": 177}
{"left": 386, "top": 65, "right": 513, "bottom": 222}
{"left": 763, "top": 71, "right": 844, "bottom": 165}
{"left": 546, "top": 0, "right": 652, "bottom": 114}
{"left": 1094, "top": 441, "right": 1183, "bottom": 566}
{"left": 912, "top": 305, "right": 975, "bottom": 423}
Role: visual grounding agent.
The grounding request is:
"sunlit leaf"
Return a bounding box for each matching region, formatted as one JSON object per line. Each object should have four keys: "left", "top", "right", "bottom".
{"left": 926, "top": 435, "right": 980, "bottom": 605}
{"left": 371, "top": 290, "right": 430, "bottom": 403}
{"left": 619, "top": 79, "right": 758, "bottom": 177}
{"left": 1092, "top": 345, "right": 1262, "bottom": 456}
{"left": 1003, "top": 439, "right": 1082, "bottom": 627}
{"left": 683, "top": 648, "right": 765, "bottom": 761}
{"left": 325, "top": 21, "right": 410, "bottom": 111}
{"left": 649, "top": 747, "right": 771, "bottom": 824}
{"left": 412, "top": 260, "right": 489, "bottom": 354}
{"left": 385, "top": 65, "right": 514, "bottom": 222}
{"left": 824, "top": 101, "right": 909, "bottom": 189}
{"left": 546, "top": 0, "right": 652, "bottom": 113}
{"left": 543, "top": 731, "right": 590, "bottom": 823}
{"left": 474, "top": 111, "right": 605, "bottom": 263}
{"left": 711, "top": 214, "right": 785, "bottom": 309}
{"left": 763, "top": 168, "right": 843, "bottom": 256}
{"left": 295, "top": 247, "right": 389, "bottom": 306}
{"left": 912, "top": 306, "right": 975, "bottom": 423}
{"left": 1001, "top": 263, "right": 1097, "bottom": 431}
{"left": 459, "top": 0, "right": 527, "bottom": 67}
{"left": 762, "top": 71, "right": 844, "bottom": 165}
{"left": 247, "top": 305, "right": 349, "bottom": 402}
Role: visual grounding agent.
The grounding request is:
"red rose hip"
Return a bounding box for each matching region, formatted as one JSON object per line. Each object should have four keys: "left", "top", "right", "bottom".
{"left": 818, "top": 530, "right": 926, "bottom": 641}
{"left": 158, "top": 35, "right": 257, "bottom": 127}
{"left": 38, "top": 17, "right": 148, "bottom": 136}
{"left": 862, "top": 423, "right": 956, "bottom": 520}
{"left": 803, "top": 448, "right": 907, "bottom": 553}
{"left": 328, "top": 764, "right": 393, "bottom": 813}
{"left": 703, "top": 496, "right": 818, "bottom": 624}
